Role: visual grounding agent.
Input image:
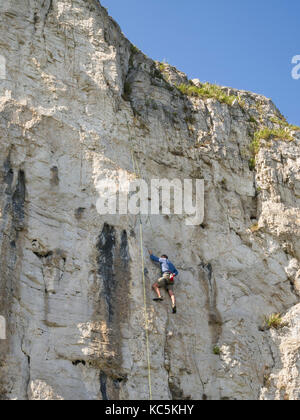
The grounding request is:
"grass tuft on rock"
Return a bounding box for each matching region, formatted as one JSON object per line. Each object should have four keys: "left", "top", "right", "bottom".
{"left": 213, "top": 346, "right": 221, "bottom": 355}
{"left": 264, "top": 313, "right": 285, "bottom": 330}
{"left": 254, "top": 127, "right": 294, "bottom": 143}
{"left": 249, "top": 125, "right": 296, "bottom": 170}
{"left": 176, "top": 82, "right": 244, "bottom": 107}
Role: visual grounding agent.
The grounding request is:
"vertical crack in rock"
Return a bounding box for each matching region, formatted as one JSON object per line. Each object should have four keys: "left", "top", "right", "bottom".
{"left": 21, "top": 343, "right": 31, "bottom": 401}
{"left": 201, "top": 263, "right": 223, "bottom": 347}
{"left": 163, "top": 313, "right": 183, "bottom": 400}
{"left": 43, "top": 0, "right": 53, "bottom": 22}
{"left": 164, "top": 314, "right": 195, "bottom": 400}
{"left": 38, "top": 0, "right": 53, "bottom": 39}
{"left": 163, "top": 323, "right": 172, "bottom": 398}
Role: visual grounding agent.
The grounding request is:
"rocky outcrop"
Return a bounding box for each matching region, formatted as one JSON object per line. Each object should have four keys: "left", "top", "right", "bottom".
{"left": 0, "top": 0, "right": 299, "bottom": 400}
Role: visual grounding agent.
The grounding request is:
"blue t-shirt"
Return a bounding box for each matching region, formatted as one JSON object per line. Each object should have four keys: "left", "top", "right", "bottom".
{"left": 150, "top": 255, "right": 179, "bottom": 277}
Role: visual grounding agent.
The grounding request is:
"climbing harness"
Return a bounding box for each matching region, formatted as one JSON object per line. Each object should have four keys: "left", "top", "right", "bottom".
{"left": 126, "top": 118, "right": 153, "bottom": 400}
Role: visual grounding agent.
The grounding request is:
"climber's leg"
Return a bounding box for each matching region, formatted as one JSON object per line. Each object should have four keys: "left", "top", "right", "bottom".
{"left": 168, "top": 289, "right": 177, "bottom": 313}
{"left": 168, "top": 289, "right": 176, "bottom": 306}
{"left": 152, "top": 280, "right": 164, "bottom": 301}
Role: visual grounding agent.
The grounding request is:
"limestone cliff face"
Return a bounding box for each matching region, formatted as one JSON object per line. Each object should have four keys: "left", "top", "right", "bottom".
{"left": 0, "top": 0, "right": 299, "bottom": 400}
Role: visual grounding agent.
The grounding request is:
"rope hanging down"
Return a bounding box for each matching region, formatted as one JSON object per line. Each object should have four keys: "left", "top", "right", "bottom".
{"left": 126, "top": 120, "right": 153, "bottom": 400}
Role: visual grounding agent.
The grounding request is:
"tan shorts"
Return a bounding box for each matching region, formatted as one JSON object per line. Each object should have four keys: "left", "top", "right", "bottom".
{"left": 157, "top": 272, "right": 174, "bottom": 291}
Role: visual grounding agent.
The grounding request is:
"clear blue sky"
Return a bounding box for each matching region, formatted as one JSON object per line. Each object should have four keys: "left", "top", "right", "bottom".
{"left": 100, "top": 0, "right": 299, "bottom": 125}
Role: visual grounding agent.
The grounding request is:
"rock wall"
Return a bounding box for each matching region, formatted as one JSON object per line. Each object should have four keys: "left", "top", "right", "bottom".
{"left": 0, "top": 0, "right": 299, "bottom": 400}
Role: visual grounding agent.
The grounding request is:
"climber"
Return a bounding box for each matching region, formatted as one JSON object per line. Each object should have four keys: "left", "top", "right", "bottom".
{"left": 148, "top": 250, "right": 179, "bottom": 314}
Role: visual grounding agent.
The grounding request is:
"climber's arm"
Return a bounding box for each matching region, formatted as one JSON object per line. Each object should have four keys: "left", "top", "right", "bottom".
{"left": 150, "top": 254, "right": 160, "bottom": 263}
{"left": 173, "top": 268, "right": 179, "bottom": 277}
{"left": 149, "top": 250, "right": 160, "bottom": 263}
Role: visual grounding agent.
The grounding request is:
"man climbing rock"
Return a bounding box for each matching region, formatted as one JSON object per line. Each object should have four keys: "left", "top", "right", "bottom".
{"left": 148, "top": 250, "right": 179, "bottom": 314}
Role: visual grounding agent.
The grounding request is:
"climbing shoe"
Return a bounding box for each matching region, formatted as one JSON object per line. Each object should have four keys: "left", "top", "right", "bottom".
{"left": 153, "top": 297, "right": 164, "bottom": 302}
{"left": 172, "top": 305, "right": 177, "bottom": 314}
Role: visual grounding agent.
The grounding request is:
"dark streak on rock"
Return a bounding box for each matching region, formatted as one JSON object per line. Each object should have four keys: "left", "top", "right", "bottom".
{"left": 94, "top": 224, "right": 131, "bottom": 399}
{"left": 96, "top": 223, "right": 116, "bottom": 323}
{"left": 50, "top": 166, "right": 59, "bottom": 186}
{"left": 201, "top": 263, "right": 223, "bottom": 347}
{"left": 75, "top": 207, "right": 85, "bottom": 220}
{"left": 0, "top": 157, "right": 27, "bottom": 398}
{"left": 44, "top": 0, "right": 53, "bottom": 22}
{"left": 3, "top": 157, "right": 13, "bottom": 195}
{"left": 100, "top": 371, "right": 109, "bottom": 400}
{"left": 12, "top": 170, "right": 26, "bottom": 231}
{"left": 120, "top": 230, "right": 129, "bottom": 269}
{"left": 169, "top": 377, "right": 191, "bottom": 400}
